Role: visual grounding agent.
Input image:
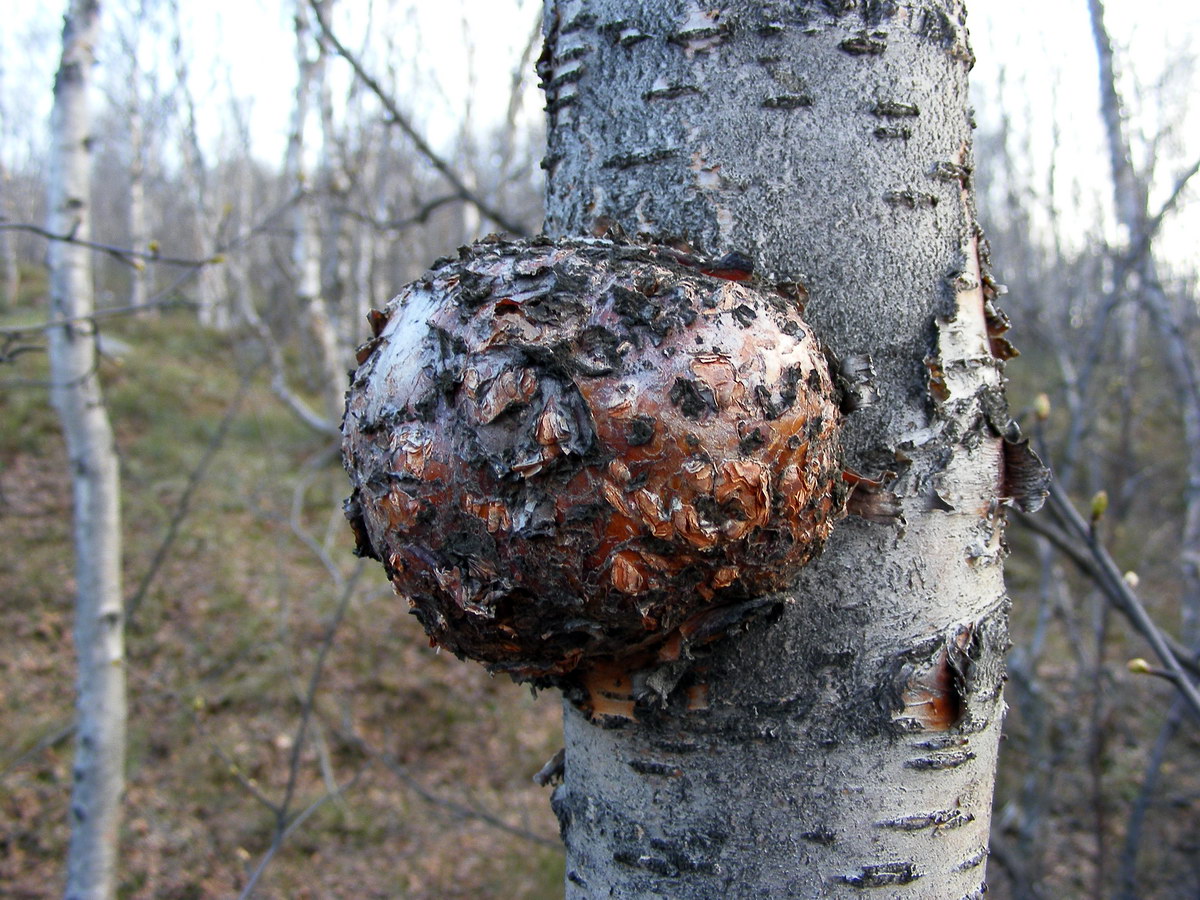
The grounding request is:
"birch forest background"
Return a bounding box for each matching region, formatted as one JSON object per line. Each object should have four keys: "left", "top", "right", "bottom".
{"left": 2, "top": 0, "right": 1199, "bottom": 897}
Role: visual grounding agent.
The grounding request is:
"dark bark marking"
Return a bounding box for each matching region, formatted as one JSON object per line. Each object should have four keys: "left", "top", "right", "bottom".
{"left": 874, "top": 125, "right": 911, "bottom": 140}
{"left": 822, "top": 0, "right": 857, "bottom": 15}
{"left": 833, "top": 861, "right": 921, "bottom": 887}
{"left": 763, "top": 94, "right": 814, "bottom": 109}
{"left": 839, "top": 32, "right": 888, "bottom": 56}
{"left": 956, "top": 847, "right": 989, "bottom": 871}
{"left": 644, "top": 84, "right": 702, "bottom": 101}
{"left": 873, "top": 100, "right": 920, "bottom": 117}
{"left": 545, "top": 94, "right": 578, "bottom": 115}
{"left": 905, "top": 748, "right": 976, "bottom": 770}
{"left": 547, "top": 65, "right": 585, "bottom": 90}
{"left": 932, "top": 161, "right": 972, "bottom": 183}
{"left": 877, "top": 808, "right": 974, "bottom": 831}
{"left": 627, "top": 758, "right": 682, "bottom": 777}
{"left": 669, "top": 377, "right": 717, "bottom": 419}
{"left": 603, "top": 148, "right": 678, "bottom": 169}
{"left": 627, "top": 415, "right": 656, "bottom": 446}
{"left": 561, "top": 11, "right": 596, "bottom": 33}
{"left": 598, "top": 20, "right": 652, "bottom": 48}
{"left": 800, "top": 826, "right": 837, "bottom": 845}
{"left": 668, "top": 24, "right": 731, "bottom": 49}
{"left": 885, "top": 189, "right": 939, "bottom": 209}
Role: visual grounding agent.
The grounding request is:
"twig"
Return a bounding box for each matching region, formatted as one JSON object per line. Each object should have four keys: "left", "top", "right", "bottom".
{"left": 1017, "top": 511, "right": 1200, "bottom": 684}
{"left": 0, "top": 218, "right": 216, "bottom": 268}
{"left": 0, "top": 296, "right": 195, "bottom": 339}
{"left": 0, "top": 193, "right": 301, "bottom": 341}
{"left": 126, "top": 368, "right": 258, "bottom": 623}
{"left": 278, "top": 562, "right": 364, "bottom": 820}
{"left": 237, "top": 768, "right": 364, "bottom": 900}
{"left": 336, "top": 726, "right": 560, "bottom": 849}
{"left": 1116, "top": 697, "right": 1187, "bottom": 900}
{"left": 307, "top": 0, "right": 527, "bottom": 237}
{"left": 1129, "top": 154, "right": 1200, "bottom": 267}
{"left": 235, "top": 562, "right": 365, "bottom": 900}
{"left": 1016, "top": 483, "right": 1200, "bottom": 720}
{"left": 210, "top": 742, "right": 281, "bottom": 816}
{"left": 0, "top": 721, "right": 76, "bottom": 780}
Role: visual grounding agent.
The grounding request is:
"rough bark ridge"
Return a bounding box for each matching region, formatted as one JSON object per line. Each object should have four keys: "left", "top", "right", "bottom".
{"left": 542, "top": 2, "right": 1011, "bottom": 896}
{"left": 47, "top": 3, "right": 128, "bottom": 899}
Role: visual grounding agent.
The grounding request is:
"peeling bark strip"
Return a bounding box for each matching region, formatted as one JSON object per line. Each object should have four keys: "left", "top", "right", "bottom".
{"left": 543, "top": 1, "right": 1010, "bottom": 897}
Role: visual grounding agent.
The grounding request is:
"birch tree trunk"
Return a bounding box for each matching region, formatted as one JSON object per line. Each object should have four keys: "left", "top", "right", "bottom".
{"left": 542, "top": 2, "right": 1013, "bottom": 896}
{"left": 47, "top": 3, "right": 127, "bottom": 898}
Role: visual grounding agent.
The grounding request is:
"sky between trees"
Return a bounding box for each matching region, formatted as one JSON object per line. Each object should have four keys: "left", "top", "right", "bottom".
{"left": 2, "top": 0, "right": 1197, "bottom": 270}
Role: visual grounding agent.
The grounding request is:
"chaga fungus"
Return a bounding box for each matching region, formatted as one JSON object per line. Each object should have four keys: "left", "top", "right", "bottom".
{"left": 341, "top": 235, "right": 850, "bottom": 684}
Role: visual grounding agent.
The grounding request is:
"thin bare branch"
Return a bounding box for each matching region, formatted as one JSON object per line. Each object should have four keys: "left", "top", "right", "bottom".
{"left": 126, "top": 369, "right": 258, "bottom": 624}
{"left": 0, "top": 721, "right": 75, "bottom": 780}
{"left": 0, "top": 218, "right": 215, "bottom": 268}
{"left": 234, "top": 562, "right": 365, "bottom": 900}
{"left": 307, "top": 0, "right": 527, "bottom": 236}
{"left": 0, "top": 193, "right": 301, "bottom": 341}
{"left": 237, "top": 769, "right": 365, "bottom": 900}
{"left": 331, "top": 193, "right": 463, "bottom": 232}
{"left": 1137, "top": 155, "right": 1200, "bottom": 254}
{"left": 1017, "top": 507, "right": 1200, "bottom": 684}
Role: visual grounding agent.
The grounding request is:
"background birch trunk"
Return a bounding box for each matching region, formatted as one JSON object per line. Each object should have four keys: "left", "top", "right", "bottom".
{"left": 0, "top": 155, "right": 17, "bottom": 311}
{"left": 123, "top": 6, "right": 148, "bottom": 310}
{"left": 167, "top": 0, "right": 227, "bottom": 330}
{"left": 46, "top": 2, "right": 128, "bottom": 898}
{"left": 542, "top": 2, "right": 1011, "bottom": 896}
{"left": 287, "top": 0, "right": 345, "bottom": 425}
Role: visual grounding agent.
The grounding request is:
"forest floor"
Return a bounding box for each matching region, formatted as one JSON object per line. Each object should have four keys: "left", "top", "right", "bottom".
{"left": 0, "top": 275, "right": 565, "bottom": 899}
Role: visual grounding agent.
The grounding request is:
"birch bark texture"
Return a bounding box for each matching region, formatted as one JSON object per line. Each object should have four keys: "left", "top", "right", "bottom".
{"left": 47, "top": 2, "right": 128, "bottom": 898}
{"left": 542, "top": 2, "right": 1010, "bottom": 897}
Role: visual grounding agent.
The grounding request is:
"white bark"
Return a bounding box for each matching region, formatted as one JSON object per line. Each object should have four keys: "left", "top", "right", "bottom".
{"left": 287, "top": 0, "right": 345, "bottom": 423}
{"left": 47, "top": 3, "right": 127, "bottom": 898}
{"left": 168, "top": 0, "right": 227, "bottom": 329}
{"left": 0, "top": 155, "right": 18, "bottom": 310}
{"left": 543, "top": 2, "right": 1009, "bottom": 896}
